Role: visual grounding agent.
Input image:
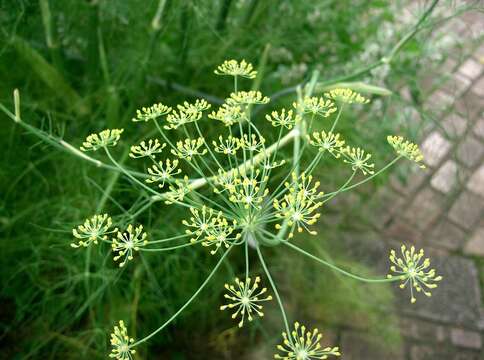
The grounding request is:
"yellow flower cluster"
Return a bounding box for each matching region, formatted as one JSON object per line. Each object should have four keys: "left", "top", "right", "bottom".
{"left": 146, "top": 159, "right": 181, "bottom": 187}
{"left": 325, "top": 88, "right": 369, "bottom": 104}
{"left": 112, "top": 225, "right": 148, "bottom": 267}
{"left": 171, "top": 138, "right": 207, "bottom": 161}
{"left": 294, "top": 96, "right": 337, "bottom": 117}
{"left": 275, "top": 322, "right": 341, "bottom": 360}
{"left": 387, "top": 135, "right": 425, "bottom": 168}
{"left": 307, "top": 131, "right": 345, "bottom": 158}
{"left": 71, "top": 214, "right": 117, "bottom": 248}
{"left": 182, "top": 206, "right": 222, "bottom": 242}
{"left": 129, "top": 139, "right": 166, "bottom": 158}
{"left": 274, "top": 172, "right": 323, "bottom": 236}
{"left": 80, "top": 129, "right": 124, "bottom": 152}
{"left": 220, "top": 276, "right": 272, "bottom": 328}
{"left": 341, "top": 146, "right": 375, "bottom": 175}
{"left": 132, "top": 103, "right": 171, "bottom": 122}
{"left": 227, "top": 90, "right": 270, "bottom": 105}
{"left": 388, "top": 245, "right": 442, "bottom": 303}
{"left": 109, "top": 320, "right": 135, "bottom": 360}
{"left": 165, "top": 176, "right": 192, "bottom": 204}
{"left": 208, "top": 103, "right": 245, "bottom": 126}
{"left": 229, "top": 173, "right": 270, "bottom": 209}
{"left": 201, "top": 217, "right": 241, "bottom": 255}
{"left": 266, "top": 109, "right": 300, "bottom": 129}
{"left": 212, "top": 135, "right": 241, "bottom": 155}
{"left": 214, "top": 59, "right": 257, "bottom": 79}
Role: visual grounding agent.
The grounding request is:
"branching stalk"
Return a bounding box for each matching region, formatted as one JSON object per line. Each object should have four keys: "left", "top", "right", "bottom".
{"left": 284, "top": 242, "right": 397, "bottom": 283}
{"left": 131, "top": 245, "right": 233, "bottom": 347}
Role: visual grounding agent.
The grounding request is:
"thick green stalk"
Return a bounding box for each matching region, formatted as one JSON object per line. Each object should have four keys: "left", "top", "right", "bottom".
{"left": 264, "top": 71, "right": 320, "bottom": 245}
{"left": 0, "top": 102, "right": 149, "bottom": 178}
{"left": 151, "top": 0, "right": 168, "bottom": 31}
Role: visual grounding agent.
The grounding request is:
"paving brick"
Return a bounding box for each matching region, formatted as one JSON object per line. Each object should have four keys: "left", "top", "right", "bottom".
{"left": 385, "top": 219, "right": 422, "bottom": 243}
{"left": 456, "top": 135, "right": 484, "bottom": 167}
{"left": 399, "top": 317, "right": 447, "bottom": 342}
{"left": 443, "top": 72, "right": 472, "bottom": 96}
{"left": 340, "top": 331, "right": 404, "bottom": 360}
{"left": 473, "top": 118, "right": 484, "bottom": 139}
{"left": 463, "top": 224, "right": 484, "bottom": 257}
{"left": 450, "top": 328, "right": 482, "bottom": 350}
{"left": 425, "top": 90, "right": 454, "bottom": 114}
{"left": 420, "top": 132, "right": 452, "bottom": 167}
{"left": 404, "top": 188, "right": 445, "bottom": 230}
{"left": 367, "top": 188, "right": 405, "bottom": 229}
{"left": 449, "top": 191, "right": 484, "bottom": 230}
{"left": 441, "top": 57, "right": 458, "bottom": 74}
{"left": 439, "top": 17, "right": 467, "bottom": 36}
{"left": 467, "top": 164, "right": 484, "bottom": 197}
{"left": 340, "top": 231, "right": 389, "bottom": 272}
{"left": 390, "top": 169, "right": 427, "bottom": 195}
{"left": 458, "top": 58, "right": 484, "bottom": 80}
{"left": 410, "top": 344, "right": 481, "bottom": 360}
{"left": 398, "top": 256, "right": 481, "bottom": 329}
{"left": 455, "top": 90, "right": 484, "bottom": 120}
{"left": 420, "top": 74, "right": 437, "bottom": 97}
{"left": 430, "top": 160, "right": 459, "bottom": 193}
{"left": 476, "top": 44, "right": 484, "bottom": 59}
{"left": 442, "top": 113, "right": 468, "bottom": 138}
{"left": 428, "top": 218, "right": 467, "bottom": 251}
{"left": 400, "top": 106, "right": 423, "bottom": 129}
{"left": 472, "top": 76, "right": 484, "bottom": 97}
{"left": 468, "top": 20, "right": 484, "bottom": 41}
{"left": 460, "top": 11, "right": 484, "bottom": 28}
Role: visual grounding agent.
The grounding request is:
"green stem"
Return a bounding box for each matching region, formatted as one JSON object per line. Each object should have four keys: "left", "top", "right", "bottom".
{"left": 151, "top": 0, "right": 168, "bottom": 30}
{"left": 245, "top": 235, "right": 249, "bottom": 278}
{"left": 256, "top": 245, "right": 291, "bottom": 335}
{"left": 131, "top": 245, "right": 233, "bottom": 347}
{"left": 141, "top": 241, "right": 200, "bottom": 252}
{"left": 386, "top": 0, "right": 440, "bottom": 62}
{"left": 285, "top": 242, "right": 397, "bottom": 283}
{"left": 320, "top": 1, "right": 439, "bottom": 87}
{"left": 267, "top": 71, "right": 319, "bottom": 245}
{"left": 0, "top": 103, "right": 149, "bottom": 178}
{"left": 322, "top": 156, "right": 401, "bottom": 198}
{"left": 85, "top": 147, "right": 129, "bottom": 322}
{"left": 104, "top": 148, "right": 162, "bottom": 198}
{"left": 2, "top": 97, "right": 298, "bottom": 204}
{"left": 329, "top": 104, "right": 344, "bottom": 133}
{"left": 322, "top": 170, "right": 356, "bottom": 204}
{"left": 149, "top": 233, "right": 191, "bottom": 244}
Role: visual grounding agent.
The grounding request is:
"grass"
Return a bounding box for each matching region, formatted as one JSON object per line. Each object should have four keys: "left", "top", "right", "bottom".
{"left": 1, "top": 0, "right": 480, "bottom": 358}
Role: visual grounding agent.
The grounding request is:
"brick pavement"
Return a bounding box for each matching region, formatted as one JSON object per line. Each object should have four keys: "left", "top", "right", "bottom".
{"left": 335, "top": 5, "right": 484, "bottom": 359}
